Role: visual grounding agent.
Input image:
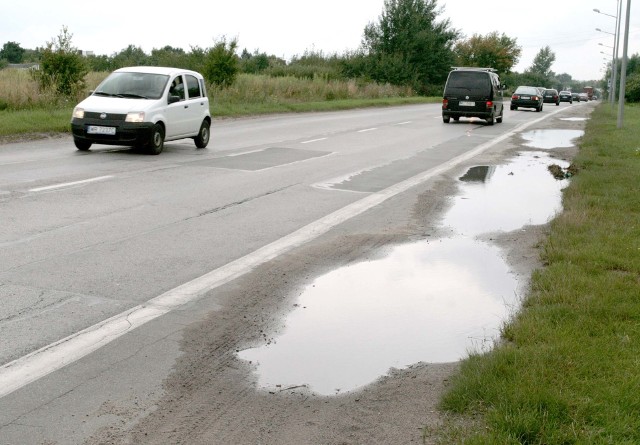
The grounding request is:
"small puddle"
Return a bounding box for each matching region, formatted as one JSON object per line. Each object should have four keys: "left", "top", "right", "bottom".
{"left": 238, "top": 237, "right": 519, "bottom": 395}
{"left": 239, "top": 151, "right": 571, "bottom": 395}
{"left": 441, "top": 152, "right": 569, "bottom": 236}
{"left": 521, "top": 129, "right": 583, "bottom": 149}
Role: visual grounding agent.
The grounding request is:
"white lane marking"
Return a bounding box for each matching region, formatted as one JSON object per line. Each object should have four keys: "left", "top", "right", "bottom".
{"left": 357, "top": 128, "right": 377, "bottom": 133}
{"left": 396, "top": 121, "right": 412, "bottom": 125}
{"left": 301, "top": 138, "right": 327, "bottom": 144}
{"left": 0, "top": 106, "right": 568, "bottom": 399}
{"left": 226, "top": 148, "right": 268, "bottom": 157}
{"left": 29, "top": 176, "right": 113, "bottom": 192}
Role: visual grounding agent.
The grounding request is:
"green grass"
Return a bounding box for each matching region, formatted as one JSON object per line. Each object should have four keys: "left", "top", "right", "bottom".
{"left": 438, "top": 103, "right": 640, "bottom": 444}
{"left": 0, "top": 107, "right": 75, "bottom": 136}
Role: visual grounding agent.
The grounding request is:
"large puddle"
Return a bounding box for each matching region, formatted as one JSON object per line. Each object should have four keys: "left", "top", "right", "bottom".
{"left": 521, "top": 129, "right": 583, "bottom": 149}
{"left": 441, "top": 152, "right": 569, "bottom": 235}
{"left": 239, "top": 146, "right": 572, "bottom": 395}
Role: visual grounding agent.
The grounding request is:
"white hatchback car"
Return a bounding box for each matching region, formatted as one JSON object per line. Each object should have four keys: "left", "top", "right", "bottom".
{"left": 71, "top": 66, "right": 211, "bottom": 154}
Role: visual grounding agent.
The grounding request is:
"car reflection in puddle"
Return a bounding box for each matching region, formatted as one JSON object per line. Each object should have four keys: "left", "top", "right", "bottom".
{"left": 239, "top": 150, "right": 573, "bottom": 395}
{"left": 441, "top": 152, "right": 569, "bottom": 236}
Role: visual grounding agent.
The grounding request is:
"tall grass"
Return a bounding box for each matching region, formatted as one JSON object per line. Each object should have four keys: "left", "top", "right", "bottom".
{"left": 438, "top": 104, "right": 640, "bottom": 444}
{"left": 0, "top": 69, "right": 432, "bottom": 135}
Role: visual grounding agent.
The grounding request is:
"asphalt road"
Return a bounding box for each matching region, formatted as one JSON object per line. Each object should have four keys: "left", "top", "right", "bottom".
{"left": 0, "top": 101, "right": 593, "bottom": 443}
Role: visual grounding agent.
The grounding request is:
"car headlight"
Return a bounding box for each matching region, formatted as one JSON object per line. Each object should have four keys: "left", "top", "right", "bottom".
{"left": 72, "top": 107, "right": 84, "bottom": 119}
{"left": 125, "top": 112, "right": 145, "bottom": 123}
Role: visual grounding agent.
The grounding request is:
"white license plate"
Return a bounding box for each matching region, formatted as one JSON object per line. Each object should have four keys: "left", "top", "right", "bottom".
{"left": 521, "top": 96, "right": 531, "bottom": 100}
{"left": 87, "top": 125, "right": 116, "bottom": 135}
{"left": 459, "top": 101, "right": 475, "bottom": 106}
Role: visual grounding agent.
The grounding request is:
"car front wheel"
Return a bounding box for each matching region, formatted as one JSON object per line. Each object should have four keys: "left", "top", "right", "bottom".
{"left": 74, "top": 138, "right": 91, "bottom": 151}
{"left": 148, "top": 124, "right": 165, "bottom": 155}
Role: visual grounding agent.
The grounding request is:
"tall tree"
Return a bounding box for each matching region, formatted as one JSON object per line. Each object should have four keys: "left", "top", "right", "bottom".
{"left": 528, "top": 46, "right": 556, "bottom": 78}
{"left": 0, "top": 41, "right": 25, "bottom": 63}
{"left": 454, "top": 32, "right": 521, "bottom": 74}
{"left": 361, "top": 0, "right": 459, "bottom": 92}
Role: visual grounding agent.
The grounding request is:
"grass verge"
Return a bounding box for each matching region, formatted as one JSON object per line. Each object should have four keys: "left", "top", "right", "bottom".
{"left": 438, "top": 103, "right": 640, "bottom": 444}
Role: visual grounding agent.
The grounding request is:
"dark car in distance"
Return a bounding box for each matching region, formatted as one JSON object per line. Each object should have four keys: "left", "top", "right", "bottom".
{"left": 543, "top": 89, "right": 560, "bottom": 105}
{"left": 572, "top": 92, "right": 581, "bottom": 102}
{"left": 511, "top": 86, "right": 543, "bottom": 112}
{"left": 559, "top": 91, "right": 573, "bottom": 103}
{"left": 442, "top": 67, "right": 504, "bottom": 125}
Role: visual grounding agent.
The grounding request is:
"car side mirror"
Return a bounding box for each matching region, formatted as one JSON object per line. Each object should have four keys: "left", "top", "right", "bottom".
{"left": 168, "top": 95, "right": 181, "bottom": 104}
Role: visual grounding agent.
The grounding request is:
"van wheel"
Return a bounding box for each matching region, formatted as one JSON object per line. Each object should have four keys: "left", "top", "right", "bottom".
{"left": 194, "top": 119, "right": 210, "bottom": 149}
{"left": 443, "top": 116, "right": 450, "bottom": 123}
{"left": 74, "top": 139, "right": 91, "bottom": 151}
{"left": 148, "top": 124, "right": 164, "bottom": 155}
{"left": 496, "top": 110, "right": 503, "bottom": 123}
{"left": 486, "top": 114, "right": 494, "bottom": 126}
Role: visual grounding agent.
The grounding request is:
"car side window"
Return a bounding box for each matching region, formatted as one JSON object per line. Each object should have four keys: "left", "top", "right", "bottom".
{"left": 186, "top": 75, "right": 202, "bottom": 99}
{"left": 169, "top": 76, "right": 185, "bottom": 101}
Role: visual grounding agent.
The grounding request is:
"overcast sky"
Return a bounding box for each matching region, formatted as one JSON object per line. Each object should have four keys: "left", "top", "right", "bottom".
{"left": 1, "top": 0, "right": 638, "bottom": 81}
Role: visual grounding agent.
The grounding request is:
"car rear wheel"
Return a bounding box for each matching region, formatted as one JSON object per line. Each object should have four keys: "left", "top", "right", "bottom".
{"left": 442, "top": 116, "right": 450, "bottom": 123}
{"left": 194, "top": 119, "right": 210, "bottom": 149}
{"left": 74, "top": 139, "right": 91, "bottom": 151}
{"left": 148, "top": 124, "right": 164, "bottom": 155}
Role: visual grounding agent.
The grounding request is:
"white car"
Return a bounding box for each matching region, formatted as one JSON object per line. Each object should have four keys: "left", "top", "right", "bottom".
{"left": 71, "top": 66, "right": 211, "bottom": 154}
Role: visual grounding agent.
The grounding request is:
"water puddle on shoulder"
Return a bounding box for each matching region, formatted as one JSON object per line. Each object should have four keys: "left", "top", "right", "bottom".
{"left": 238, "top": 237, "right": 518, "bottom": 395}
{"left": 441, "top": 152, "right": 569, "bottom": 236}
{"left": 521, "top": 129, "right": 584, "bottom": 149}
{"left": 238, "top": 151, "right": 570, "bottom": 396}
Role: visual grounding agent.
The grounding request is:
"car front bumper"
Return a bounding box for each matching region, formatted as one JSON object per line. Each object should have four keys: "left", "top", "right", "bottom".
{"left": 71, "top": 118, "right": 155, "bottom": 146}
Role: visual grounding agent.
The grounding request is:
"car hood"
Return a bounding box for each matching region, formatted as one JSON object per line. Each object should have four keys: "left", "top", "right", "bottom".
{"left": 75, "top": 95, "right": 157, "bottom": 113}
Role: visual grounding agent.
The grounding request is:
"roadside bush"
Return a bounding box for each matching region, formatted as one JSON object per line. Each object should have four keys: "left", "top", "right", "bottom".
{"left": 31, "top": 26, "right": 87, "bottom": 97}
{"left": 203, "top": 37, "right": 239, "bottom": 87}
{"left": 624, "top": 72, "right": 640, "bottom": 102}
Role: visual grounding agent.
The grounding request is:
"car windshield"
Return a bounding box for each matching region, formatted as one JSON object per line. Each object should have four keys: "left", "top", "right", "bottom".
{"left": 445, "top": 71, "right": 490, "bottom": 93}
{"left": 93, "top": 72, "right": 169, "bottom": 100}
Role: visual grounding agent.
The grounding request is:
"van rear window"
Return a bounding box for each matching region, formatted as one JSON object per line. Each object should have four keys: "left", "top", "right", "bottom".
{"left": 445, "top": 72, "right": 490, "bottom": 94}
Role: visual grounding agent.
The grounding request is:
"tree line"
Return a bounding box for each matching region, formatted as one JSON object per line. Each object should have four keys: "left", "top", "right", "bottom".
{"left": 2, "top": 0, "right": 638, "bottom": 101}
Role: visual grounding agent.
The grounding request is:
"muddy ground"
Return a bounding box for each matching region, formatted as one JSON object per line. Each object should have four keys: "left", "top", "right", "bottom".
{"left": 86, "top": 106, "right": 591, "bottom": 445}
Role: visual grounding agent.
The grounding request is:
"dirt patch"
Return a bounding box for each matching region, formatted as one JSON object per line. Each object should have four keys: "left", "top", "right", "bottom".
{"left": 86, "top": 106, "right": 591, "bottom": 445}
{"left": 0, "top": 132, "right": 69, "bottom": 146}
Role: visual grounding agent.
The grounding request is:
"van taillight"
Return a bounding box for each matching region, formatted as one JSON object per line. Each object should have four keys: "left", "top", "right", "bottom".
{"left": 442, "top": 98, "right": 448, "bottom": 109}
{"left": 486, "top": 101, "right": 493, "bottom": 109}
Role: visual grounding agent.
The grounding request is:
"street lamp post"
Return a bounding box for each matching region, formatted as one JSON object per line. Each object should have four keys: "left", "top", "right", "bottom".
{"left": 594, "top": 3, "right": 620, "bottom": 105}
{"left": 617, "top": 0, "right": 631, "bottom": 129}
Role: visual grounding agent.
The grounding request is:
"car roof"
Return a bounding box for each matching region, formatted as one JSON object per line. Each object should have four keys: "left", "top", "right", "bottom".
{"left": 114, "top": 66, "right": 203, "bottom": 78}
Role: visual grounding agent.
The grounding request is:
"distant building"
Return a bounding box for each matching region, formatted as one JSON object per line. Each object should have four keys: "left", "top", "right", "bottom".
{"left": 7, "top": 63, "right": 39, "bottom": 70}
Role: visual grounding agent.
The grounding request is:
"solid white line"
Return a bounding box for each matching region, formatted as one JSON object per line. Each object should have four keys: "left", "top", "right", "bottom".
{"left": 29, "top": 175, "right": 113, "bottom": 192}
{"left": 301, "top": 138, "right": 327, "bottom": 144}
{"left": 0, "top": 107, "right": 568, "bottom": 399}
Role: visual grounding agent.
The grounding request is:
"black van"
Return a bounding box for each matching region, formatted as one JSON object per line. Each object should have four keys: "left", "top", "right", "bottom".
{"left": 441, "top": 67, "right": 504, "bottom": 125}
